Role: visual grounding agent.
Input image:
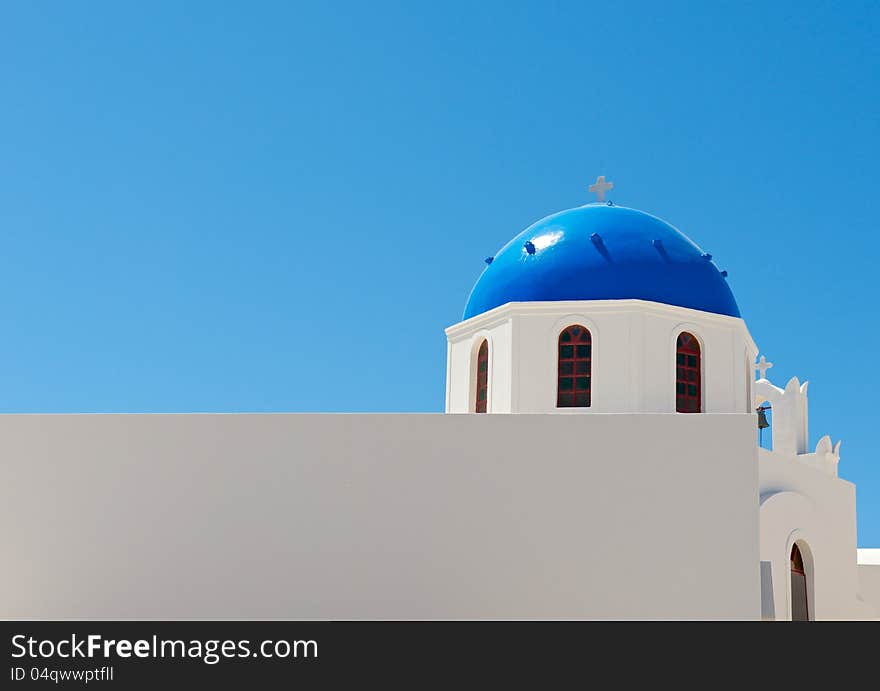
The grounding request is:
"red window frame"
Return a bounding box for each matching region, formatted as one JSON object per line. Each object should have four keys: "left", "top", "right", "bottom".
{"left": 557, "top": 325, "right": 591, "bottom": 408}
{"left": 475, "top": 340, "right": 488, "bottom": 413}
{"left": 676, "top": 332, "right": 701, "bottom": 413}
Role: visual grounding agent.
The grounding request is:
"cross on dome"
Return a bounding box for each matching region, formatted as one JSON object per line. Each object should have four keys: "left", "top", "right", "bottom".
{"left": 588, "top": 175, "right": 614, "bottom": 202}
{"left": 755, "top": 355, "right": 773, "bottom": 380}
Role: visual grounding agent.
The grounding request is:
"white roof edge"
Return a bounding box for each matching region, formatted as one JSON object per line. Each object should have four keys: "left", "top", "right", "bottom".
{"left": 858, "top": 548, "right": 880, "bottom": 565}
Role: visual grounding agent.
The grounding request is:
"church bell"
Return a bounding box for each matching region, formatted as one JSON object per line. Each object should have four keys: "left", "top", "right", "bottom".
{"left": 756, "top": 406, "right": 770, "bottom": 429}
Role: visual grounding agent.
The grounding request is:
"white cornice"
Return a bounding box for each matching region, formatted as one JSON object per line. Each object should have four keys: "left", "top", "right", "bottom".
{"left": 446, "top": 299, "right": 757, "bottom": 351}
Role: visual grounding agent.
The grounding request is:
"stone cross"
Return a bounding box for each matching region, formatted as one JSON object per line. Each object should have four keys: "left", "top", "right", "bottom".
{"left": 589, "top": 175, "right": 614, "bottom": 202}
{"left": 756, "top": 355, "right": 774, "bottom": 380}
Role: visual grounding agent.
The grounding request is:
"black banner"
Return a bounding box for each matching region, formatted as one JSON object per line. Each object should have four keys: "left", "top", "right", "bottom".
{"left": 0, "top": 620, "right": 869, "bottom": 687}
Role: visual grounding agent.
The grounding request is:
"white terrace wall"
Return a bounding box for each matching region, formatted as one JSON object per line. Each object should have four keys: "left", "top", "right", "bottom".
{"left": 1, "top": 413, "right": 759, "bottom": 620}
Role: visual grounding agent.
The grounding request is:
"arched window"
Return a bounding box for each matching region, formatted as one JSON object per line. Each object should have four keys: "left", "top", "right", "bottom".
{"left": 790, "top": 544, "right": 809, "bottom": 621}
{"left": 676, "top": 332, "right": 701, "bottom": 413}
{"left": 557, "top": 325, "right": 591, "bottom": 408}
{"left": 475, "top": 340, "right": 488, "bottom": 413}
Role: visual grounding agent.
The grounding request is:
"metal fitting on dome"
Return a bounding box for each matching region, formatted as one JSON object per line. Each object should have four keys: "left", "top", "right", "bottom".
{"left": 591, "top": 233, "right": 613, "bottom": 263}
{"left": 721, "top": 270, "right": 728, "bottom": 278}
{"left": 701, "top": 253, "right": 713, "bottom": 261}
{"left": 524, "top": 241, "right": 536, "bottom": 255}
{"left": 652, "top": 238, "right": 670, "bottom": 262}
{"left": 484, "top": 257, "right": 494, "bottom": 265}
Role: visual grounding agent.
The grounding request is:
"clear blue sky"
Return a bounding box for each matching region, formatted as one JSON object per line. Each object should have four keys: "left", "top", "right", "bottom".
{"left": 1, "top": 2, "right": 878, "bottom": 545}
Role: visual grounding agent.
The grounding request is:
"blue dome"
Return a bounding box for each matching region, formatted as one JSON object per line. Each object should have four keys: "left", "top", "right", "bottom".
{"left": 463, "top": 203, "right": 740, "bottom": 320}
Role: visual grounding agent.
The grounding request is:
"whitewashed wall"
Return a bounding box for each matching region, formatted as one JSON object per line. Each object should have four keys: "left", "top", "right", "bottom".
{"left": 1, "top": 413, "right": 759, "bottom": 619}
{"left": 857, "top": 550, "right": 880, "bottom": 618}
{"left": 758, "top": 449, "right": 865, "bottom": 619}
{"left": 446, "top": 300, "right": 757, "bottom": 414}
{"left": 446, "top": 315, "right": 513, "bottom": 413}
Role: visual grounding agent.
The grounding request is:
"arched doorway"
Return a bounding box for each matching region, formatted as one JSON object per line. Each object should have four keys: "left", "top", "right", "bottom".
{"left": 790, "top": 543, "right": 810, "bottom": 621}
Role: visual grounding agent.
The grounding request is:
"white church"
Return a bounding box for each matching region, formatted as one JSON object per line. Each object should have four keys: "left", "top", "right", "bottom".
{"left": 3, "top": 177, "right": 878, "bottom": 620}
